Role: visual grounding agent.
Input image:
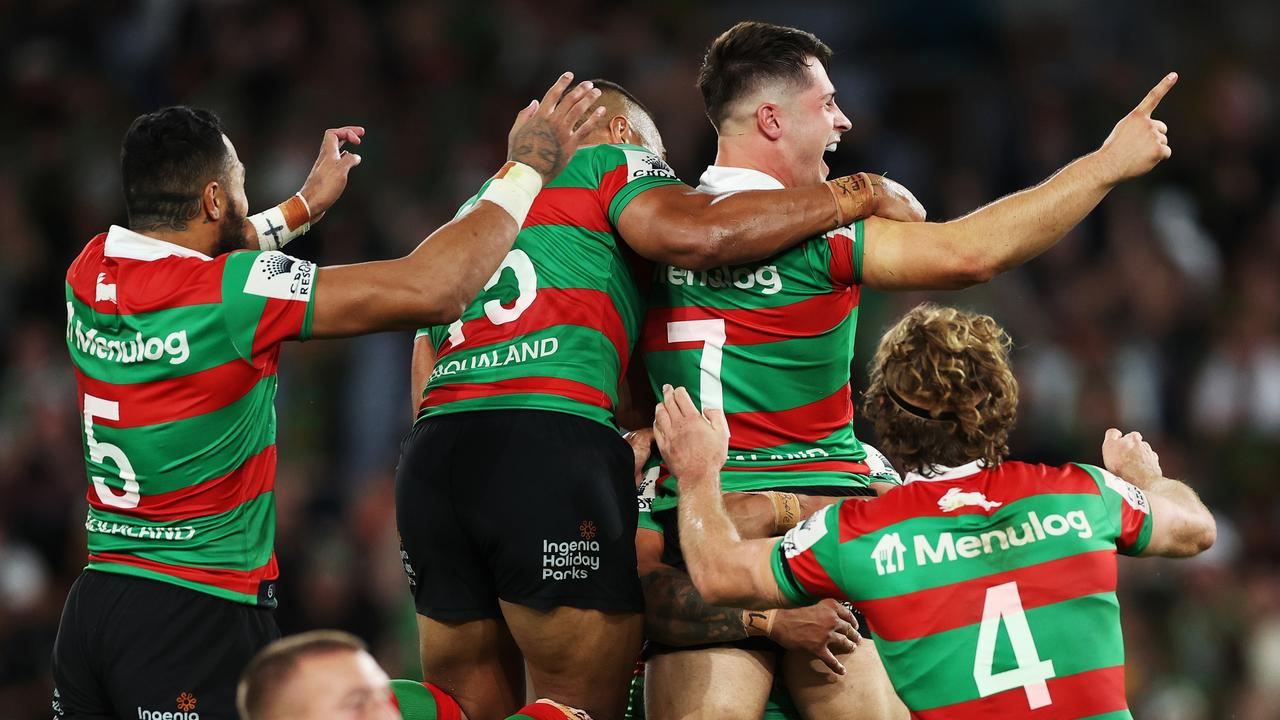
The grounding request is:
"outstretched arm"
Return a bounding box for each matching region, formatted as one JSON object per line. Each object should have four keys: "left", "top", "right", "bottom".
{"left": 1101, "top": 428, "right": 1215, "bottom": 558}
{"left": 618, "top": 173, "right": 924, "bottom": 271}
{"left": 307, "top": 74, "right": 608, "bottom": 338}
{"left": 861, "top": 72, "right": 1179, "bottom": 291}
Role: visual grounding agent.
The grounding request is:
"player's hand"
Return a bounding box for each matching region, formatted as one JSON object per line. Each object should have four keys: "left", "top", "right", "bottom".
{"left": 1094, "top": 72, "right": 1177, "bottom": 184}
{"left": 1101, "top": 428, "right": 1164, "bottom": 489}
{"left": 508, "top": 72, "right": 607, "bottom": 182}
{"left": 652, "top": 384, "right": 729, "bottom": 485}
{"left": 867, "top": 174, "right": 926, "bottom": 222}
{"left": 298, "top": 126, "right": 365, "bottom": 221}
{"left": 770, "top": 599, "right": 861, "bottom": 675}
{"left": 624, "top": 427, "right": 655, "bottom": 488}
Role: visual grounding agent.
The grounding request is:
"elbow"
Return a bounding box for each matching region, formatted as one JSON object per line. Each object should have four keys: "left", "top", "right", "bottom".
{"left": 418, "top": 292, "right": 469, "bottom": 327}
{"left": 688, "top": 563, "right": 735, "bottom": 607}
{"left": 1192, "top": 511, "right": 1217, "bottom": 555}
{"left": 951, "top": 250, "right": 999, "bottom": 287}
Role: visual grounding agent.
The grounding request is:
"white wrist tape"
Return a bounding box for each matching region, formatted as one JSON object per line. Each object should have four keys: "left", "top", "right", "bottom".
{"left": 249, "top": 193, "right": 312, "bottom": 251}
{"left": 479, "top": 161, "right": 544, "bottom": 227}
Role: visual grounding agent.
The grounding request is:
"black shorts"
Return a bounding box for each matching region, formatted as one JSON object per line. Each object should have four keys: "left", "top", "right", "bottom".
{"left": 52, "top": 570, "right": 279, "bottom": 720}
{"left": 648, "top": 484, "right": 876, "bottom": 658}
{"left": 396, "top": 409, "right": 643, "bottom": 621}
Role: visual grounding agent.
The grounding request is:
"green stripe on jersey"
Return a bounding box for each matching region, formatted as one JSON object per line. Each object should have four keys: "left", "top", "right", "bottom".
{"left": 879, "top": 594, "right": 1125, "bottom": 711}
{"left": 86, "top": 562, "right": 257, "bottom": 605}
{"left": 87, "top": 492, "right": 275, "bottom": 571}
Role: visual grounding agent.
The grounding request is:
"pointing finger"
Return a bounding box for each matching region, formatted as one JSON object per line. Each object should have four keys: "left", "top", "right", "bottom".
{"left": 1136, "top": 72, "right": 1178, "bottom": 116}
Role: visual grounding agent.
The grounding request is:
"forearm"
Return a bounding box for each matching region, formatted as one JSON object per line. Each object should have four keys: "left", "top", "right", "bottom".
{"left": 640, "top": 563, "right": 748, "bottom": 646}
{"left": 1139, "top": 475, "right": 1216, "bottom": 556}
{"left": 683, "top": 187, "right": 841, "bottom": 269}
{"left": 947, "top": 152, "right": 1113, "bottom": 279}
{"left": 678, "top": 476, "right": 780, "bottom": 609}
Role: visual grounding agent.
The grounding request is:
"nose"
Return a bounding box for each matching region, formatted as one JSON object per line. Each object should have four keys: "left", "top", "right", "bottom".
{"left": 833, "top": 102, "right": 852, "bottom": 133}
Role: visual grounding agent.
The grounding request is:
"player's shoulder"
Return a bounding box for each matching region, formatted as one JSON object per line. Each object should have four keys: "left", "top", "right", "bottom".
{"left": 983, "top": 459, "right": 1109, "bottom": 501}
{"left": 559, "top": 143, "right": 676, "bottom": 184}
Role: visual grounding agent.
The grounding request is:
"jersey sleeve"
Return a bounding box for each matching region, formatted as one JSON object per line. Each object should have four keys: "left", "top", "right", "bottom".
{"left": 593, "top": 144, "right": 685, "bottom": 227}
{"left": 220, "top": 250, "right": 317, "bottom": 364}
{"left": 771, "top": 503, "right": 851, "bottom": 605}
{"left": 862, "top": 442, "right": 903, "bottom": 487}
{"left": 1076, "top": 463, "right": 1154, "bottom": 556}
{"left": 636, "top": 465, "right": 662, "bottom": 534}
{"left": 824, "top": 220, "right": 866, "bottom": 287}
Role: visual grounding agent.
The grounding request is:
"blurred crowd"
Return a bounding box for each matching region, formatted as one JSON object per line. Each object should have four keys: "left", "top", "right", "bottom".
{"left": 1, "top": 1, "right": 1277, "bottom": 718}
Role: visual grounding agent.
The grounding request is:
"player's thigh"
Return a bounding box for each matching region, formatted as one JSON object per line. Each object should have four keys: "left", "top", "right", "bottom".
{"left": 645, "top": 647, "right": 775, "bottom": 720}
{"left": 781, "top": 639, "right": 908, "bottom": 720}
{"left": 417, "top": 613, "right": 524, "bottom": 720}
{"left": 55, "top": 570, "right": 277, "bottom": 720}
{"left": 501, "top": 601, "right": 644, "bottom": 720}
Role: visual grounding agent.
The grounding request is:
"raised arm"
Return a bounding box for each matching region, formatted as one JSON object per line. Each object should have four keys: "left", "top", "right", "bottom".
{"left": 617, "top": 173, "right": 923, "bottom": 271}
{"left": 1101, "top": 428, "right": 1216, "bottom": 558}
{"left": 860, "top": 72, "right": 1179, "bottom": 291}
{"left": 308, "top": 74, "right": 607, "bottom": 338}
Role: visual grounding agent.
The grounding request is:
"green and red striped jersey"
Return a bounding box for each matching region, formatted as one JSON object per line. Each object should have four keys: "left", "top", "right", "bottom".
{"left": 415, "top": 144, "right": 682, "bottom": 428}
{"left": 640, "top": 165, "right": 891, "bottom": 503}
{"left": 65, "top": 225, "right": 317, "bottom": 606}
{"left": 773, "top": 460, "right": 1154, "bottom": 719}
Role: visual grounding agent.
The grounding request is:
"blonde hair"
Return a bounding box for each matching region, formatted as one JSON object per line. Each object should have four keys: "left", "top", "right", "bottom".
{"left": 862, "top": 303, "right": 1018, "bottom": 475}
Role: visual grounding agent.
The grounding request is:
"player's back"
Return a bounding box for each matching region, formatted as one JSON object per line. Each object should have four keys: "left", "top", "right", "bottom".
{"left": 416, "top": 143, "right": 682, "bottom": 428}
{"left": 65, "top": 226, "right": 317, "bottom": 606}
{"left": 782, "top": 460, "right": 1152, "bottom": 718}
{"left": 641, "top": 165, "right": 875, "bottom": 493}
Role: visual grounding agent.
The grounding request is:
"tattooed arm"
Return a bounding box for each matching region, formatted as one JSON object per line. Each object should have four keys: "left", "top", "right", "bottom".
{"left": 637, "top": 528, "right": 748, "bottom": 645}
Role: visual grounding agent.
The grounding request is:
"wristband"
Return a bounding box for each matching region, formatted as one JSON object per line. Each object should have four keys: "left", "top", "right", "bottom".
{"left": 742, "top": 609, "right": 776, "bottom": 638}
{"left": 825, "top": 172, "right": 875, "bottom": 226}
{"left": 766, "top": 492, "right": 803, "bottom": 533}
{"left": 249, "top": 193, "right": 312, "bottom": 251}
{"left": 479, "top": 161, "right": 544, "bottom": 227}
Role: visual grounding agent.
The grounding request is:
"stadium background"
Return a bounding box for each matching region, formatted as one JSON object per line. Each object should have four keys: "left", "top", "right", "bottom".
{"left": 1, "top": 1, "right": 1277, "bottom": 717}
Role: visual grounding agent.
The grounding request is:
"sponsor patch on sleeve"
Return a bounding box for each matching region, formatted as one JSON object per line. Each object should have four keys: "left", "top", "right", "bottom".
{"left": 637, "top": 466, "right": 659, "bottom": 513}
{"left": 242, "top": 251, "right": 315, "bottom": 301}
{"left": 782, "top": 505, "right": 831, "bottom": 559}
{"left": 862, "top": 443, "right": 902, "bottom": 485}
{"left": 622, "top": 148, "right": 677, "bottom": 183}
{"left": 1101, "top": 470, "right": 1150, "bottom": 514}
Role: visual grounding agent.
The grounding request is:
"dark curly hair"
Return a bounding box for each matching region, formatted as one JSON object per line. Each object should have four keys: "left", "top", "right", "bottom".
{"left": 862, "top": 303, "right": 1018, "bottom": 475}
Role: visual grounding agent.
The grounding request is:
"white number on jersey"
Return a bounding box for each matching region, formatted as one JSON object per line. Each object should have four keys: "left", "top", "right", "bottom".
{"left": 447, "top": 249, "right": 539, "bottom": 347}
{"left": 665, "top": 318, "right": 727, "bottom": 414}
{"left": 83, "top": 393, "right": 140, "bottom": 509}
{"left": 973, "top": 581, "right": 1056, "bottom": 708}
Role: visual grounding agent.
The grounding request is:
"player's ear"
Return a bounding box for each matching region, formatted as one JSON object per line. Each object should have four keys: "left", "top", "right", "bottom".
{"left": 610, "top": 115, "right": 631, "bottom": 144}
{"left": 201, "top": 181, "right": 222, "bottom": 222}
{"left": 756, "top": 103, "right": 783, "bottom": 140}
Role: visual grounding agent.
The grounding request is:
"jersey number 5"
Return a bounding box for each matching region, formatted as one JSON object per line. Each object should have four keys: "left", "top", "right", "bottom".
{"left": 447, "top": 249, "right": 538, "bottom": 347}
{"left": 973, "top": 581, "right": 1056, "bottom": 708}
{"left": 83, "top": 393, "right": 141, "bottom": 509}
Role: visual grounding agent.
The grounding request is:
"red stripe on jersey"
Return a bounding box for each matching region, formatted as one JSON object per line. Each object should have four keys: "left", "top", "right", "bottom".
{"left": 86, "top": 445, "right": 276, "bottom": 522}
{"left": 827, "top": 230, "right": 856, "bottom": 288}
{"left": 597, "top": 164, "right": 631, "bottom": 209}
{"left": 434, "top": 288, "right": 629, "bottom": 373}
{"left": 68, "top": 235, "right": 225, "bottom": 313}
{"left": 1116, "top": 488, "right": 1149, "bottom": 551}
{"left": 251, "top": 297, "right": 309, "bottom": 358}
{"left": 859, "top": 550, "right": 1117, "bottom": 642}
{"left": 723, "top": 459, "right": 872, "bottom": 476}
{"left": 786, "top": 544, "right": 847, "bottom": 601}
{"left": 725, "top": 386, "right": 852, "bottom": 451}
{"left": 88, "top": 551, "right": 279, "bottom": 596}
{"left": 72, "top": 358, "right": 265, "bottom": 428}
{"left": 421, "top": 376, "right": 612, "bottom": 411}
{"left": 640, "top": 291, "right": 855, "bottom": 351}
{"left": 525, "top": 187, "right": 610, "bottom": 233}
{"left": 838, "top": 463, "right": 1103, "bottom": 541}
{"left": 913, "top": 665, "right": 1127, "bottom": 720}
{"left": 425, "top": 683, "right": 463, "bottom": 720}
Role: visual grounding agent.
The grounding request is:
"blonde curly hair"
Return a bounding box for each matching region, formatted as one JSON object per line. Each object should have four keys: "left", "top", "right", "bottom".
{"left": 862, "top": 303, "right": 1018, "bottom": 475}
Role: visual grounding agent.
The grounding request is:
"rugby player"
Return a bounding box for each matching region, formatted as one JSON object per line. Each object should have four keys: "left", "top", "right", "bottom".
{"left": 54, "top": 73, "right": 605, "bottom": 719}
{"left": 400, "top": 82, "right": 923, "bottom": 720}
{"left": 636, "top": 21, "right": 1179, "bottom": 719}
{"left": 652, "top": 303, "right": 1216, "bottom": 719}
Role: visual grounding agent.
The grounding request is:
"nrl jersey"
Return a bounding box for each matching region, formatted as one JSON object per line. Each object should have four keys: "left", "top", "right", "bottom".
{"left": 415, "top": 144, "right": 683, "bottom": 428}
{"left": 774, "top": 460, "right": 1154, "bottom": 719}
{"left": 65, "top": 226, "right": 317, "bottom": 606}
{"left": 640, "top": 165, "right": 896, "bottom": 510}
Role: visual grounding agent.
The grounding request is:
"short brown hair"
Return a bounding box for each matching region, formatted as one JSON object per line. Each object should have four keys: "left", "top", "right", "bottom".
{"left": 697, "top": 21, "right": 833, "bottom": 130}
{"left": 237, "top": 630, "right": 368, "bottom": 719}
{"left": 862, "top": 304, "right": 1018, "bottom": 475}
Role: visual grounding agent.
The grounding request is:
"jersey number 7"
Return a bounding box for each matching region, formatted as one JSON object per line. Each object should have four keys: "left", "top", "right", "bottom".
{"left": 665, "top": 319, "right": 727, "bottom": 420}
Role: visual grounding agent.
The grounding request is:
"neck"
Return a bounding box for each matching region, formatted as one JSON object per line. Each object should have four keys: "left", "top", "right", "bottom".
{"left": 714, "top": 135, "right": 799, "bottom": 188}
{"left": 129, "top": 223, "right": 218, "bottom": 257}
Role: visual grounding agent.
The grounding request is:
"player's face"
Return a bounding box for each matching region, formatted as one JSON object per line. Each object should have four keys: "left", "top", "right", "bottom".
{"left": 279, "top": 650, "right": 400, "bottom": 720}
{"left": 782, "top": 60, "right": 851, "bottom": 184}
{"left": 214, "top": 135, "right": 254, "bottom": 255}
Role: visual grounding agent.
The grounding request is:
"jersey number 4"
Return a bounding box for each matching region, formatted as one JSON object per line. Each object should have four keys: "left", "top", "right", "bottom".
{"left": 973, "top": 581, "right": 1056, "bottom": 709}
{"left": 446, "top": 249, "right": 538, "bottom": 347}
{"left": 83, "top": 393, "right": 140, "bottom": 509}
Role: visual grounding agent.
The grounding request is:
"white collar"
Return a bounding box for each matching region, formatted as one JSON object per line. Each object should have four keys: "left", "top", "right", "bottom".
{"left": 697, "top": 165, "right": 786, "bottom": 194}
{"left": 904, "top": 460, "right": 986, "bottom": 483}
{"left": 104, "top": 225, "right": 213, "bottom": 262}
